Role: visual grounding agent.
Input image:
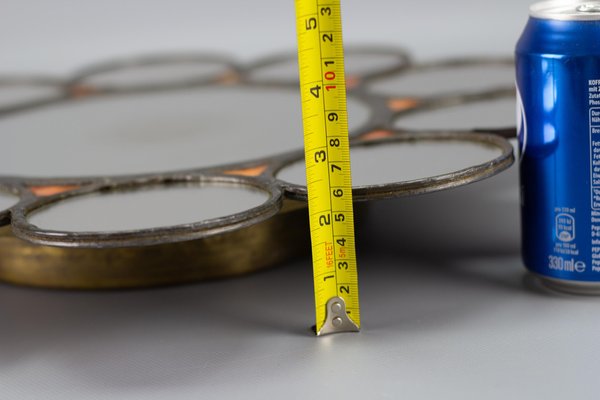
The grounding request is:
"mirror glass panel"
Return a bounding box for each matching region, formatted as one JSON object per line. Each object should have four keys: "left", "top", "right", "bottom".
{"left": 1, "top": 86, "right": 371, "bottom": 177}
{"left": 395, "top": 98, "right": 515, "bottom": 131}
{"left": 277, "top": 139, "right": 505, "bottom": 187}
{"left": 28, "top": 183, "right": 270, "bottom": 232}
{"left": 368, "top": 64, "right": 514, "bottom": 97}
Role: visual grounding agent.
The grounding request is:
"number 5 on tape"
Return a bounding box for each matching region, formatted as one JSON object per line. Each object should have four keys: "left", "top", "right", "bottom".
{"left": 294, "top": 0, "right": 361, "bottom": 336}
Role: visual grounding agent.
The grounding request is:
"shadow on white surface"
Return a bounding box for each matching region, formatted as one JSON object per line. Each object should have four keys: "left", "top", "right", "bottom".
{"left": 3, "top": 163, "right": 599, "bottom": 400}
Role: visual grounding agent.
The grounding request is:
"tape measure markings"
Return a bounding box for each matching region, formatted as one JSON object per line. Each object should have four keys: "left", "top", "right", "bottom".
{"left": 295, "top": 0, "right": 360, "bottom": 335}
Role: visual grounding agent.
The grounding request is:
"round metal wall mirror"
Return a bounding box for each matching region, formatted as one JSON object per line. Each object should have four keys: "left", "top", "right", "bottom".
{"left": 0, "top": 46, "right": 516, "bottom": 289}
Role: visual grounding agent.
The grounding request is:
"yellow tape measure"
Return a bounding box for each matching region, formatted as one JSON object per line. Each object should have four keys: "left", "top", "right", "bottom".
{"left": 294, "top": 0, "right": 360, "bottom": 336}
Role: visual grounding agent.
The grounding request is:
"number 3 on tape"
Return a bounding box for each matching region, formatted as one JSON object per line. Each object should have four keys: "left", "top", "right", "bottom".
{"left": 294, "top": 0, "right": 361, "bottom": 336}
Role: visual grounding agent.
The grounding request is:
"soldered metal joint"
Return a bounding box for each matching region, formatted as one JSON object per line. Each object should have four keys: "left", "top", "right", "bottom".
{"left": 317, "top": 296, "right": 360, "bottom": 336}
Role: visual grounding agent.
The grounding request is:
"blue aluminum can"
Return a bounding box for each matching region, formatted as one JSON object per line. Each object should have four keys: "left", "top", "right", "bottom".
{"left": 517, "top": 1, "right": 600, "bottom": 293}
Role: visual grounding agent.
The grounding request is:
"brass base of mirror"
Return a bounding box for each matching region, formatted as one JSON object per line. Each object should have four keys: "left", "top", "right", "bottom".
{"left": 0, "top": 201, "right": 309, "bottom": 289}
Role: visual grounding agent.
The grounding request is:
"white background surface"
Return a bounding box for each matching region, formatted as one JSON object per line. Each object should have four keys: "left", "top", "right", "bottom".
{"left": 4, "top": 1, "right": 600, "bottom": 399}
{"left": 0, "top": 0, "right": 526, "bottom": 74}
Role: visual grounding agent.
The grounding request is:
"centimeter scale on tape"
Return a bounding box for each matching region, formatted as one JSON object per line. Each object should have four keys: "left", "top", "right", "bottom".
{"left": 294, "top": 0, "right": 360, "bottom": 336}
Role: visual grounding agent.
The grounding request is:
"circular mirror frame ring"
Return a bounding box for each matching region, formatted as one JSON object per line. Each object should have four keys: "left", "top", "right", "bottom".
{"left": 0, "top": 186, "right": 22, "bottom": 225}
{"left": 245, "top": 46, "right": 412, "bottom": 87}
{"left": 365, "top": 56, "right": 515, "bottom": 98}
{"left": 68, "top": 53, "right": 241, "bottom": 94}
{"left": 0, "top": 76, "right": 69, "bottom": 115}
{"left": 277, "top": 131, "right": 515, "bottom": 202}
{"left": 11, "top": 176, "right": 283, "bottom": 248}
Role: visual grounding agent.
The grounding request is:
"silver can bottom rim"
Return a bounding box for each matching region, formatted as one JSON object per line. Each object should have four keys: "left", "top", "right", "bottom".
{"left": 533, "top": 273, "right": 600, "bottom": 295}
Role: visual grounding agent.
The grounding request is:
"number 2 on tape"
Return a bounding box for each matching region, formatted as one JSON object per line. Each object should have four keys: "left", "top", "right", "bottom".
{"left": 294, "top": 0, "right": 360, "bottom": 336}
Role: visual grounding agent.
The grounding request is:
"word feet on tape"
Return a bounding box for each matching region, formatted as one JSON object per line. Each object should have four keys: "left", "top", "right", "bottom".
{"left": 294, "top": 0, "right": 361, "bottom": 336}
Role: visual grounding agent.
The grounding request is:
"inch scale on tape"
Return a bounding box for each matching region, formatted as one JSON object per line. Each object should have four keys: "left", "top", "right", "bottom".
{"left": 294, "top": 0, "right": 360, "bottom": 336}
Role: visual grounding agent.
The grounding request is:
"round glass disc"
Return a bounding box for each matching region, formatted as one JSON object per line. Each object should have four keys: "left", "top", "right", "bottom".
{"left": 368, "top": 63, "right": 514, "bottom": 97}
{"left": 395, "top": 97, "right": 515, "bottom": 131}
{"left": 28, "top": 183, "right": 270, "bottom": 233}
{"left": 1, "top": 86, "right": 371, "bottom": 177}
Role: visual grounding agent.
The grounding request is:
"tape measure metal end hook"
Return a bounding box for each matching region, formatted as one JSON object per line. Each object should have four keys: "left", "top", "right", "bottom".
{"left": 316, "top": 297, "right": 359, "bottom": 336}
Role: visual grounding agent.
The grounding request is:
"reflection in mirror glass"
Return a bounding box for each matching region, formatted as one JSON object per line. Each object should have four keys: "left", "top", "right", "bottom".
{"left": 368, "top": 64, "right": 514, "bottom": 97}
{"left": 1, "top": 86, "right": 370, "bottom": 177}
{"left": 249, "top": 52, "right": 403, "bottom": 84}
{"left": 28, "top": 184, "right": 270, "bottom": 232}
{"left": 277, "top": 140, "right": 504, "bottom": 187}
{"left": 82, "top": 61, "right": 230, "bottom": 88}
{"left": 395, "top": 98, "right": 515, "bottom": 131}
